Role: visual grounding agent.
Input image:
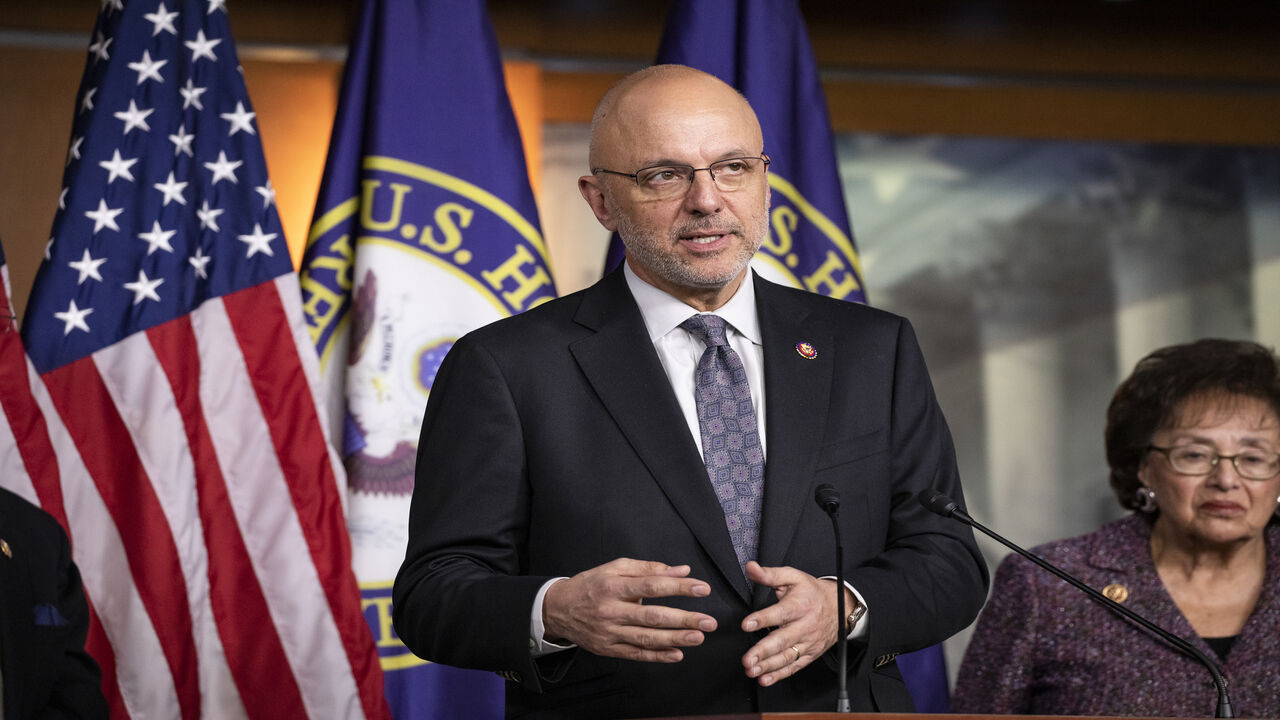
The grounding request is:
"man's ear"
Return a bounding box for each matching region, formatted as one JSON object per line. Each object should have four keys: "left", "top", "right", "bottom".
{"left": 578, "top": 175, "right": 618, "bottom": 231}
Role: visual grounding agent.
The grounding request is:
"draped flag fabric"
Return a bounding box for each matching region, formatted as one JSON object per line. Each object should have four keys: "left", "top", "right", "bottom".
{"left": 13, "top": 2, "right": 387, "bottom": 717}
{"left": 0, "top": 238, "right": 63, "bottom": 536}
{"left": 300, "top": 0, "right": 557, "bottom": 716}
{"left": 648, "top": 0, "right": 952, "bottom": 711}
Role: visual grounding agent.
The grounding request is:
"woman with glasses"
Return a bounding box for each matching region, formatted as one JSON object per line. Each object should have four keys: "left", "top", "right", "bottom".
{"left": 952, "top": 338, "right": 1280, "bottom": 717}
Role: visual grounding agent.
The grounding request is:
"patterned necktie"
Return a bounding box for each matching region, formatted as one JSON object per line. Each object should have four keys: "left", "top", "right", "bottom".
{"left": 680, "top": 314, "right": 764, "bottom": 575}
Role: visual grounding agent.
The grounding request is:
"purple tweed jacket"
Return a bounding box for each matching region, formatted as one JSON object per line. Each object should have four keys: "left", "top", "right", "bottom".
{"left": 952, "top": 514, "right": 1280, "bottom": 718}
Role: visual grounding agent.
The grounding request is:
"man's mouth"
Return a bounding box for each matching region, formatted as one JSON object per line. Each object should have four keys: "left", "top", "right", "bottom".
{"left": 681, "top": 230, "right": 732, "bottom": 245}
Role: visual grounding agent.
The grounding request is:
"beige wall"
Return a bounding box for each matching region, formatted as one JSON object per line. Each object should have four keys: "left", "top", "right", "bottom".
{"left": 0, "top": 45, "right": 83, "bottom": 316}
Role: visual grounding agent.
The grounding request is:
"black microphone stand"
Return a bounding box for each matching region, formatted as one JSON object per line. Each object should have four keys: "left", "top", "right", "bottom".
{"left": 814, "top": 484, "right": 851, "bottom": 713}
{"left": 920, "top": 490, "right": 1233, "bottom": 718}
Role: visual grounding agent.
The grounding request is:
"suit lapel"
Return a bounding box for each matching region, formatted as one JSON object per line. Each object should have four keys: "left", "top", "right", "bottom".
{"left": 570, "top": 270, "right": 752, "bottom": 599}
{"left": 753, "top": 275, "right": 833, "bottom": 600}
{"left": 1089, "top": 517, "right": 1216, "bottom": 656}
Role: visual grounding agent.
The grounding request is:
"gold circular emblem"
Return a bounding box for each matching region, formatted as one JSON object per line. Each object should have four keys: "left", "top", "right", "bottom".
{"left": 1102, "top": 583, "right": 1128, "bottom": 603}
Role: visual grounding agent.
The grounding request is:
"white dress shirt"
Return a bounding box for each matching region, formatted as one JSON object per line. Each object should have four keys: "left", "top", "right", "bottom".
{"left": 625, "top": 264, "right": 767, "bottom": 459}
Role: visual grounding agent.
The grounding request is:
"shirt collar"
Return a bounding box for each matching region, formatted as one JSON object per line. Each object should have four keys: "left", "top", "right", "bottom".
{"left": 623, "top": 262, "right": 762, "bottom": 345}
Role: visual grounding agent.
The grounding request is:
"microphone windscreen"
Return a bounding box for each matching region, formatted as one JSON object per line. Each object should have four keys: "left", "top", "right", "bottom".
{"left": 917, "top": 489, "right": 959, "bottom": 517}
{"left": 814, "top": 483, "right": 841, "bottom": 513}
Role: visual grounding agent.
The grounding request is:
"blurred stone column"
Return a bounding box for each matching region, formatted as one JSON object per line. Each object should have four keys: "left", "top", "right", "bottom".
{"left": 977, "top": 319, "right": 1118, "bottom": 550}
{"left": 1108, "top": 225, "right": 1197, "bottom": 376}
{"left": 1242, "top": 154, "right": 1280, "bottom": 349}
{"left": 980, "top": 334, "right": 1068, "bottom": 547}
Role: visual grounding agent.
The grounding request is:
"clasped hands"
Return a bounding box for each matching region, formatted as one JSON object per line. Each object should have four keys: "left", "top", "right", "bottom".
{"left": 541, "top": 557, "right": 851, "bottom": 687}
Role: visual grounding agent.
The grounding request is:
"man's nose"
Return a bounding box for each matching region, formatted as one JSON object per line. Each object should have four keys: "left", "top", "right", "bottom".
{"left": 682, "top": 168, "right": 724, "bottom": 214}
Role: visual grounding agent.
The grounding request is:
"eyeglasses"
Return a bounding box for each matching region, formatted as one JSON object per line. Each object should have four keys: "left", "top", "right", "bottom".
{"left": 592, "top": 155, "right": 769, "bottom": 199}
{"left": 1147, "top": 444, "right": 1280, "bottom": 480}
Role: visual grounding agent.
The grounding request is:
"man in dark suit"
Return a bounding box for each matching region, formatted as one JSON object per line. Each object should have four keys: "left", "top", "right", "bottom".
{"left": 0, "top": 486, "right": 107, "bottom": 718}
{"left": 394, "top": 64, "right": 988, "bottom": 718}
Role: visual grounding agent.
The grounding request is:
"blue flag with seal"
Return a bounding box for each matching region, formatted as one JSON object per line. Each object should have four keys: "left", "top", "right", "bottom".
{"left": 642, "top": 0, "right": 952, "bottom": 712}
{"left": 300, "top": 0, "right": 556, "bottom": 716}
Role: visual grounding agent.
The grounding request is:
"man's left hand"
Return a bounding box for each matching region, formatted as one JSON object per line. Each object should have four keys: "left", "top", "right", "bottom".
{"left": 739, "top": 561, "right": 848, "bottom": 686}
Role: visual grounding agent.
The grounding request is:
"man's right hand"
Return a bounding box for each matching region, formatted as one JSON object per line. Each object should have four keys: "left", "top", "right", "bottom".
{"left": 542, "top": 558, "right": 718, "bottom": 663}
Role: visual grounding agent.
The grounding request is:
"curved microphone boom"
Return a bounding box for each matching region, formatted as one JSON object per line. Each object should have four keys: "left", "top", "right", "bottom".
{"left": 813, "top": 483, "right": 850, "bottom": 713}
{"left": 918, "top": 489, "right": 1233, "bottom": 718}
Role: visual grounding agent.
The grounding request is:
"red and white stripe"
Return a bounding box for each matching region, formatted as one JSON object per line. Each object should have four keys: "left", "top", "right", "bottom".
{"left": 0, "top": 266, "right": 59, "bottom": 516}
{"left": 4, "top": 272, "right": 387, "bottom": 719}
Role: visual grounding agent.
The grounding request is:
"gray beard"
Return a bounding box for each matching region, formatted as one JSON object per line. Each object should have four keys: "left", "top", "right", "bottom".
{"left": 616, "top": 214, "right": 765, "bottom": 291}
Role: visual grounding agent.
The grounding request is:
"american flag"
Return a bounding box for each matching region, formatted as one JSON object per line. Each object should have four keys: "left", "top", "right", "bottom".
{"left": 1, "top": 239, "right": 65, "bottom": 535}
{"left": 10, "top": 1, "right": 388, "bottom": 718}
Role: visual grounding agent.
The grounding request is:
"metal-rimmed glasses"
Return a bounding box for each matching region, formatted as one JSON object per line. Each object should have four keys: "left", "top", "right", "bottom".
{"left": 591, "top": 155, "right": 769, "bottom": 199}
{"left": 1147, "top": 444, "right": 1280, "bottom": 480}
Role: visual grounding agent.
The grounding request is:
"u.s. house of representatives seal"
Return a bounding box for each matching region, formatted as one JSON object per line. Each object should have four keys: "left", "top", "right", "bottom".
{"left": 303, "top": 155, "right": 555, "bottom": 669}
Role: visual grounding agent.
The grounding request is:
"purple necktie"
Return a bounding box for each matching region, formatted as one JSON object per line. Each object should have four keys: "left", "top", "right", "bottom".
{"left": 680, "top": 314, "right": 764, "bottom": 575}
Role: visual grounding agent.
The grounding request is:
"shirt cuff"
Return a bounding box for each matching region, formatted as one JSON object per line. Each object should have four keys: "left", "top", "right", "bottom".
{"left": 530, "top": 577, "right": 575, "bottom": 658}
{"left": 820, "top": 576, "right": 870, "bottom": 640}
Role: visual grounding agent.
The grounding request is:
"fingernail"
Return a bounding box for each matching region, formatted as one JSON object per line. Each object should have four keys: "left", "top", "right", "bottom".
{"left": 684, "top": 632, "right": 702, "bottom": 644}
{"left": 762, "top": 675, "right": 774, "bottom": 686}
{"left": 692, "top": 583, "right": 709, "bottom": 596}
{"left": 699, "top": 619, "right": 716, "bottom": 631}
{"left": 743, "top": 619, "right": 758, "bottom": 631}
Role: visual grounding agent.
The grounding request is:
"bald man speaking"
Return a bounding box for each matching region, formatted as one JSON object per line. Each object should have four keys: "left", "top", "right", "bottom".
{"left": 394, "top": 65, "right": 987, "bottom": 719}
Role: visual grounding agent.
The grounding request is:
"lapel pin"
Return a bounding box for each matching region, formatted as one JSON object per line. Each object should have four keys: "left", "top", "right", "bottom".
{"left": 1102, "top": 583, "right": 1128, "bottom": 603}
{"left": 0, "top": 539, "right": 10, "bottom": 558}
{"left": 795, "top": 342, "right": 817, "bottom": 360}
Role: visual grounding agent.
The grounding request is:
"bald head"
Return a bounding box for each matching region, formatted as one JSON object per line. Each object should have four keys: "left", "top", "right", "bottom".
{"left": 588, "top": 64, "right": 763, "bottom": 171}
{"left": 577, "top": 64, "right": 771, "bottom": 310}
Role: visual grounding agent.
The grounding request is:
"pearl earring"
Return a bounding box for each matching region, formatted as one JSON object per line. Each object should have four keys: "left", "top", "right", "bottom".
{"left": 1136, "top": 487, "right": 1158, "bottom": 514}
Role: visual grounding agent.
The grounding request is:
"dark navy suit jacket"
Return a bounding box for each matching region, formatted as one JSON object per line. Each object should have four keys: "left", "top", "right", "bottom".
{"left": 0, "top": 486, "right": 106, "bottom": 719}
{"left": 394, "top": 269, "right": 988, "bottom": 718}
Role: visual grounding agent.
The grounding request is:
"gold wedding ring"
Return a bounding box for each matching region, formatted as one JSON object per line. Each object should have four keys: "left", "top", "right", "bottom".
{"left": 790, "top": 645, "right": 801, "bottom": 662}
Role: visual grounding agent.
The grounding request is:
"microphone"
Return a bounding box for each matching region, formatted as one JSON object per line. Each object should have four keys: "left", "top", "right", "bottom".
{"left": 918, "top": 490, "right": 1233, "bottom": 718}
{"left": 813, "top": 483, "right": 851, "bottom": 713}
{"left": 815, "top": 483, "right": 840, "bottom": 514}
